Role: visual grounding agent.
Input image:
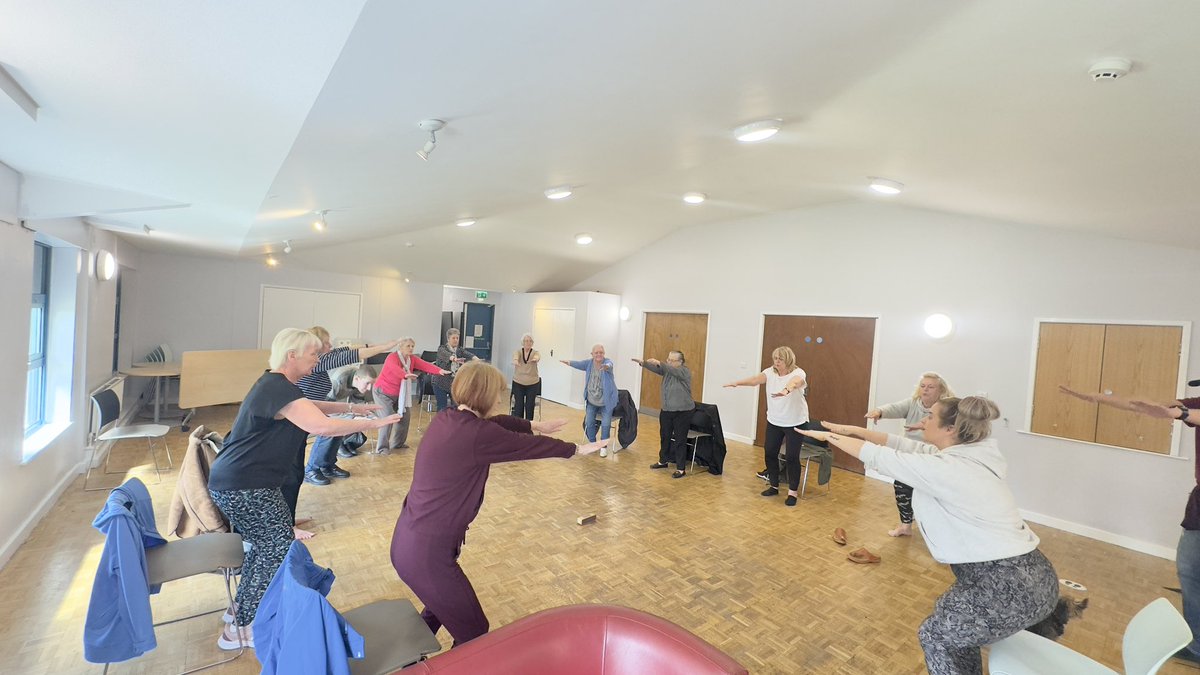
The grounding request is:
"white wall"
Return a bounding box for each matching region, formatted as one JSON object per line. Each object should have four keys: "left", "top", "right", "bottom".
{"left": 131, "top": 251, "right": 445, "bottom": 357}
{"left": 573, "top": 200, "right": 1200, "bottom": 558}
{"left": 494, "top": 291, "right": 622, "bottom": 407}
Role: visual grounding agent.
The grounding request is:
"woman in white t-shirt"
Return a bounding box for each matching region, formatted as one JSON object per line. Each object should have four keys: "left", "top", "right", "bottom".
{"left": 725, "top": 346, "right": 809, "bottom": 507}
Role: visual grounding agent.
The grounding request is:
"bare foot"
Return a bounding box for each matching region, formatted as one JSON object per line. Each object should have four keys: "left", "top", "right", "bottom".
{"left": 293, "top": 527, "right": 316, "bottom": 540}
{"left": 294, "top": 518, "right": 313, "bottom": 527}
{"left": 888, "top": 523, "right": 913, "bottom": 537}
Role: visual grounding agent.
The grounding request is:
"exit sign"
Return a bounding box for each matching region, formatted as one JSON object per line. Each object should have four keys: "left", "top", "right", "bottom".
{"left": 475, "top": 290, "right": 488, "bottom": 299}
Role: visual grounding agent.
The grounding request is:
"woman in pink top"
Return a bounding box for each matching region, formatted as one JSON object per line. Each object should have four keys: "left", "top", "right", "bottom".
{"left": 372, "top": 337, "right": 447, "bottom": 453}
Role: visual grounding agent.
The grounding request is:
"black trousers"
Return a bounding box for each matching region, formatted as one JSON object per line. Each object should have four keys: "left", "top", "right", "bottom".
{"left": 659, "top": 408, "right": 693, "bottom": 468}
{"left": 764, "top": 422, "right": 804, "bottom": 491}
{"left": 511, "top": 380, "right": 541, "bottom": 420}
{"left": 895, "top": 481, "right": 915, "bottom": 524}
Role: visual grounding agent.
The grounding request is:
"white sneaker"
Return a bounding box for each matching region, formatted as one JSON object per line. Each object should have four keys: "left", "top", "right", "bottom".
{"left": 222, "top": 609, "right": 234, "bottom": 624}
{"left": 599, "top": 447, "right": 608, "bottom": 458}
{"left": 217, "top": 625, "right": 254, "bottom": 651}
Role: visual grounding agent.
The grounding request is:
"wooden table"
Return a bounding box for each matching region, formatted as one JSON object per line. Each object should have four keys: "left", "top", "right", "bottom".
{"left": 121, "top": 362, "right": 181, "bottom": 424}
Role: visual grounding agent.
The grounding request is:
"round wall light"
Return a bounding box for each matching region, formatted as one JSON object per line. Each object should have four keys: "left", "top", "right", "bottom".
{"left": 924, "top": 313, "right": 954, "bottom": 339}
{"left": 96, "top": 250, "right": 117, "bottom": 281}
{"left": 619, "top": 306, "right": 631, "bottom": 321}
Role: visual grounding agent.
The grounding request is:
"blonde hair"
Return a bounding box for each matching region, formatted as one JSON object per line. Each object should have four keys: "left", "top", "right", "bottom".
{"left": 934, "top": 396, "right": 1000, "bottom": 444}
{"left": 270, "top": 328, "right": 321, "bottom": 370}
{"left": 771, "top": 346, "right": 796, "bottom": 372}
{"left": 309, "top": 326, "right": 331, "bottom": 344}
{"left": 912, "top": 372, "right": 956, "bottom": 400}
{"left": 451, "top": 361, "right": 507, "bottom": 417}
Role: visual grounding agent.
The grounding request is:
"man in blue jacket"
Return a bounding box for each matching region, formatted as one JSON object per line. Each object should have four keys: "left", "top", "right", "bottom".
{"left": 561, "top": 343, "right": 619, "bottom": 456}
{"left": 83, "top": 478, "right": 168, "bottom": 664}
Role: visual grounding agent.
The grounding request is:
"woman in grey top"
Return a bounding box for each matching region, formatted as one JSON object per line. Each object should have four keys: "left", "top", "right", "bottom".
{"left": 433, "top": 328, "right": 477, "bottom": 411}
{"left": 634, "top": 351, "right": 695, "bottom": 478}
{"left": 866, "top": 371, "right": 956, "bottom": 537}
{"left": 510, "top": 333, "right": 541, "bottom": 420}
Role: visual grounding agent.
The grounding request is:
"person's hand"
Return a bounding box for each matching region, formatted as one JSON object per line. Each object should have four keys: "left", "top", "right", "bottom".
{"left": 723, "top": 382, "right": 739, "bottom": 388}
{"left": 560, "top": 359, "right": 571, "bottom": 366}
{"left": 358, "top": 404, "right": 384, "bottom": 413}
{"left": 631, "top": 358, "right": 643, "bottom": 365}
{"left": 406, "top": 373, "right": 420, "bottom": 380}
{"left": 439, "top": 369, "right": 451, "bottom": 375}
{"left": 575, "top": 440, "right": 609, "bottom": 456}
{"left": 770, "top": 388, "right": 794, "bottom": 398}
{"left": 1130, "top": 400, "right": 1180, "bottom": 419}
{"left": 1058, "top": 385, "right": 1098, "bottom": 403}
{"left": 797, "top": 428, "right": 830, "bottom": 442}
{"left": 532, "top": 419, "right": 567, "bottom": 434}
{"left": 455, "top": 357, "right": 466, "bottom": 364}
{"left": 373, "top": 413, "right": 404, "bottom": 427}
{"left": 646, "top": 358, "right": 661, "bottom": 366}
{"left": 904, "top": 423, "right": 922, "bottom": 432}
{"left": 865, "top": 409, "right": 882, "bottom": 421}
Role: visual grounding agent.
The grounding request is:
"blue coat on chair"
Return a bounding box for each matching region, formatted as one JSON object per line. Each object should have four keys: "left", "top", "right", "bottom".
{"left": 83, "top": 478, "right": 168, "bottom": 664}
{"left": 254, "top": 540, "right": 365, "bottom": 675}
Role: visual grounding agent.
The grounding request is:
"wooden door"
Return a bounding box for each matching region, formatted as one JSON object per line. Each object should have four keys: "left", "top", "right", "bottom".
{"left": 1030, "top": 323, "right": 1105, "bottom": 442}
{"left": 638, "top": 313, "right": 708, "bottom": 414}
{"left": 533, "top": 308, "right": 576, "bottom": 405}
{"left": 755, "top": 315, "right": 876, "bottom": 474}
{"left": 1095, "top": 325, "right": 1182, "bottom": 453}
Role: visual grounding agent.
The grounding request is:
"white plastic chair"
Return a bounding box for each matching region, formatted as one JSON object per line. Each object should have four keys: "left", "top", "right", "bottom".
{"left": 84, "top": 388, "right": 172, "bottom": 491}
{"left": 988, "top": 597, "right": 1191, "bottom": 675}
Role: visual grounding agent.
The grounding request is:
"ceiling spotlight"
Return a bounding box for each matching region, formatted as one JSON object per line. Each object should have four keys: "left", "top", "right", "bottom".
{"left": 868, "top": 177, "right": 904, "bottom": 195}
{"left": 404, "top": 242, "right": 415, "bottom": 247}
{"left": 416, "top": 119, "right": 445, "bottom": 161}
{"left": 265, "top": 256, "right": 279, "bottom": 268}
{"left": 312, "top": 210, "right": 329, "bottom": 231}
{"left": 283, "top": 240, "right": 292, "bottom": 254}
{"left": 545, "top": 185, "right": 573, "bottom": 200}
{"left": 575, "top": 233, "right": 593, "bottom": 245}
{"left": 404, "top": 276, "right": 411, "bottom": 283}
{"left": 682, "top": 192, "right": 707, "bottom": 204}
{"left": 143, "top": 224, "right": 153, "bottom": 235}
{"left": 733, "top": 119, "right": 782, "bottom": 143}
{"left": 456, "top": 218, "right": 476, "bottom": 228}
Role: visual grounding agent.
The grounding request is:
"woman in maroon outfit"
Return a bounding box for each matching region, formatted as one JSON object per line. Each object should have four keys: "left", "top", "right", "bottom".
{"left": 391, "top": 361, "right": 605, "bottom": 646}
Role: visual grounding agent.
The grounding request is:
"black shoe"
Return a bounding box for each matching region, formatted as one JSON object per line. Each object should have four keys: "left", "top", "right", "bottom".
{"left": 397, "top": 444, "right": 411, "bottom": 450}
{"left": 322, "top": 465, "right": 350, "bottom": 479}
{"left": 672, "top": 470, "right": 686, "bottom": 479}
{"left": 756, "top": 470, "right": 769, "bottom": 482}
{"left": 337, "top": 447, "right": 357, "bottom": 458}
{"left": 303, "top": 470, "right": 330, "bottom": 486}
{"left": 1174, "top": 648, "right": 1200, "bottom": 667}
{"left": 650, "top": 462, "right": 670, "bottom": 469}
{"left": 760, "top": 486, "right": 779, "bottom": 497}
{"left": 785, "top": 495, "right": 798, "bottom": 507}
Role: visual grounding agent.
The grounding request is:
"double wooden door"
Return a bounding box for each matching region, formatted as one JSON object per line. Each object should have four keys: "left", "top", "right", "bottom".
{"left": 755, "top": 315, "right": 876, "bottom": 473}
{"left": 638, "top": 312, "right": 708, "bottom": 414}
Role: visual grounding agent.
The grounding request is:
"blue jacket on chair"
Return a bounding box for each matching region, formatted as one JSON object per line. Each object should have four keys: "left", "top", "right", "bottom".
{"left": 83, "top": 477, "right": 169, "bottom": 664}
{"left": 254, "top": 541, "right": 365, "bottom": 675}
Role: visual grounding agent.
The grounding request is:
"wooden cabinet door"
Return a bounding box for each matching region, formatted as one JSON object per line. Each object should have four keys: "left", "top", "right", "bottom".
{"left": 757, "top": 315, "right": 876, "bottom": 474}
{"left": 639, "top": 313, "right": 707, "bottom": 414}
{"left": 1095, "top": 325, "right": 1182, "bottom": 453}
{"left": 1030, "top": 323, "right": 1105, "bottom": 442}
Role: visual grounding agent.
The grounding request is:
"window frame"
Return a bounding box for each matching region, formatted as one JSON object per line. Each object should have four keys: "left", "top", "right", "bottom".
{"left": 25, "top": 241, "right": 51, "bottom": 435}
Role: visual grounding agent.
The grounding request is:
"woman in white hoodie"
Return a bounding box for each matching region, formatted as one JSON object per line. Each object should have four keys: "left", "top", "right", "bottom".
{"left": 799, "top": 396, "right": 1057, "bottom": 675}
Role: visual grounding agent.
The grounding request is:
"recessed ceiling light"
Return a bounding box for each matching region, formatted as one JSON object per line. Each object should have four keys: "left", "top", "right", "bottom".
{"left": 682, "top": 192, "right": 707, "bottom": 204}
{"left": 265, "top": 256, "right": 279, "bottom": 267}
{"left": 868, "top": 177, "right": 904, "bottom": 195}
{"left": 456, "top": 218, "right": 476, "bottom": 228}
{"left": 404, "top": 276, "right": 411, "bottom": 283}
{"left": 545, "top": 185, "right": 573, "bottom": 200}
{"left": 404, "top": 242, "right": 415, "bottom": 247}
{"left": 733, "top": 119, "right": 782, "bottom": 143}
{"left": 575, "top": 233, "right": 593, "bottom": 245}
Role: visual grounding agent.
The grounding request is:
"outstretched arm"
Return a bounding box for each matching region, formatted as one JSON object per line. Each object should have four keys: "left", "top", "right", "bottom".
{"left": 1059, "top": 384, "right": 1180, "bottom": 412}
{"left": 817, "top": 422, "right": 890, "bottom": 446}
{"left": 725, "top": 373, "right": 767, "bottom": 388}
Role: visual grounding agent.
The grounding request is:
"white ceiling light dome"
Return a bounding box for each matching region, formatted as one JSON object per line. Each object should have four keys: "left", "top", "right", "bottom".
{"left": 545, "top": 185, "right": 573, "bottom": 200}
{"left": 682, "top": 192, "right": 707, "bottom": 204}
{"left": 575, "top": 232, "right": 593, "bottom": 245}
{"left": 924, "top": 313, "right": 954, "bottom": 339}
{"left": 868, "top": 177, "right": 904, "bottom": 195}
{"left": 456, "top": 218, "right": 476, "bottom": 227}
{"left": 1089, "top": 57, "right": 1132, "bottom": 81}
{"left": 733, "top": 119, "right": 782, "bottom": 143}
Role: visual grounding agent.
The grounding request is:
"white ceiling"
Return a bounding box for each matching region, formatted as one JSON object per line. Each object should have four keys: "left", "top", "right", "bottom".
{"left": 2, "top": 1, "right": 1198, "bottom": 291}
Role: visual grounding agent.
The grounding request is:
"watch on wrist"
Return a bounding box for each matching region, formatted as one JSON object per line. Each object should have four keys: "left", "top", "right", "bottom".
{"left": 1180, "top": 407, "right": 1191, "bottom": 422}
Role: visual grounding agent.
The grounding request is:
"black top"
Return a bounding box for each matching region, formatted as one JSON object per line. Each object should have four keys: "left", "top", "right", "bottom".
{"left": 208, "top": 372, "right": 308, "bottom": 491}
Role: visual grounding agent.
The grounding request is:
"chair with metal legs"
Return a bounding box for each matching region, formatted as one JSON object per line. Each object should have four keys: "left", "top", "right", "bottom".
{"left": 85, "top": 387, "right": 173, "bottom": 491}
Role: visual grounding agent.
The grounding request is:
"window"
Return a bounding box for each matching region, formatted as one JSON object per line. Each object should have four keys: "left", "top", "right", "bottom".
{"left": 26, "top": 242, "right": 51, "bottom": 434}
{"left": 1028, "top": 320, "right": 1188, "bottom": 454}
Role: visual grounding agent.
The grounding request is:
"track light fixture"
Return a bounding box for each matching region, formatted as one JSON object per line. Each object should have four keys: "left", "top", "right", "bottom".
{"left": 417, "top": 119, "right": 446, "bottom": 161}
{"left": 283, "top": 240, "right": 292, "bottom": 254}
{"left": 312, "top": 210, "right": 329, "bottom": 231}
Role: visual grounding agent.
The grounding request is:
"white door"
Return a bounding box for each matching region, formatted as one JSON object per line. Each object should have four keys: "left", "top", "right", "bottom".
{"left": 533, "top": 308, "right": 575, "bottom": 405}
{"left": 260, "top": 287, "right": 362, "bottom": 348}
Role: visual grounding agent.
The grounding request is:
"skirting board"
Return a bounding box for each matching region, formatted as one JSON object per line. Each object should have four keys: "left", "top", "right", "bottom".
{"left": 1020, "top": 509, "right": 1176, "bottom": 561}
{"left": 0, "top": 459, "right": 86, "bottom": 571}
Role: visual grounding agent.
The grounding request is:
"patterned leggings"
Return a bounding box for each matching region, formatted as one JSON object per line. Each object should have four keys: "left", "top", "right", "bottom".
{"left": 209, "top": 488, "right": 294, "bottom": 627}
{"left": 919, "top": 549, "right": 1059, "bottom": 675}
{"left": 894, "top": 481, "right": 915, "bottom": 524}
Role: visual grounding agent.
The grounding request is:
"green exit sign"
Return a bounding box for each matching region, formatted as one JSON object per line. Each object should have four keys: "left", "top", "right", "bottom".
{"left": 475, "top": 290, "right": 488, "bottom": 299}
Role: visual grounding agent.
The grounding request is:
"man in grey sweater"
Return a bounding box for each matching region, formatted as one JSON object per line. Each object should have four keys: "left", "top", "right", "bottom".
{"left": 634, "top": 351, "right": 695, "bottom": 478}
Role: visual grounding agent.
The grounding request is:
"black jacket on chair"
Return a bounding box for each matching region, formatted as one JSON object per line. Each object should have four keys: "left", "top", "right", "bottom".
{"left": 584, "top": 389, "right": 639, "bottom": 448}
{"left": 689, "top": 402, "right": 727, "bottom": 475}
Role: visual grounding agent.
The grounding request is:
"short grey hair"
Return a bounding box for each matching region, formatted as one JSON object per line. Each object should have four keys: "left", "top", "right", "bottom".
{"left": 398, "top": 336, "right": 416, "bottom": 348}
{"left": 520, "top": 333, "right": 533, "bottom": 342}
{"left": 446, "top": 327, "right": 460, "bottom": 343}
{"left": 269, "top": 328, "right": 321, "bottom": 370}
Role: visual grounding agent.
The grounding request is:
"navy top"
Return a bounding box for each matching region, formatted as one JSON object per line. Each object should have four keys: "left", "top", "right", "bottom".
{"left": 209, "top": 372, "right": 308, "bottom": 491}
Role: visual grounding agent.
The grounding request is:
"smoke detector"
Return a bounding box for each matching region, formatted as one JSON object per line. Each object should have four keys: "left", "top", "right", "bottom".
{"left": 1089, "top": 57, "right": 1132, "bottom": 81}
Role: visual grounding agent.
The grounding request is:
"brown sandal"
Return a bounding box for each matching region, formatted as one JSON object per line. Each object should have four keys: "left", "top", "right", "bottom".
{"left": 832, "top": 528, "right": 847, "bottom": 546}
{"left": 847, "top": 547, "right": 881, "bottom": 564}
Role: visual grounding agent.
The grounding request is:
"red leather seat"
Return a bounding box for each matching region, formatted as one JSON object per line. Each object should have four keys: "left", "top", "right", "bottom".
{"left": 395, "top": 604, "right": 747, "bottom": 675}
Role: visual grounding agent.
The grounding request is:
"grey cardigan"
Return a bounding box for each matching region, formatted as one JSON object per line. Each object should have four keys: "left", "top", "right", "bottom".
{"left": 641, "top": 362, "right": 695, "bottom": 412}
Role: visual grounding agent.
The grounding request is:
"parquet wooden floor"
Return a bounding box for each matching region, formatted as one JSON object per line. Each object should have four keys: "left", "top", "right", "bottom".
{"left": 0, "top": 400, "right": 1193, "bottom": 674}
